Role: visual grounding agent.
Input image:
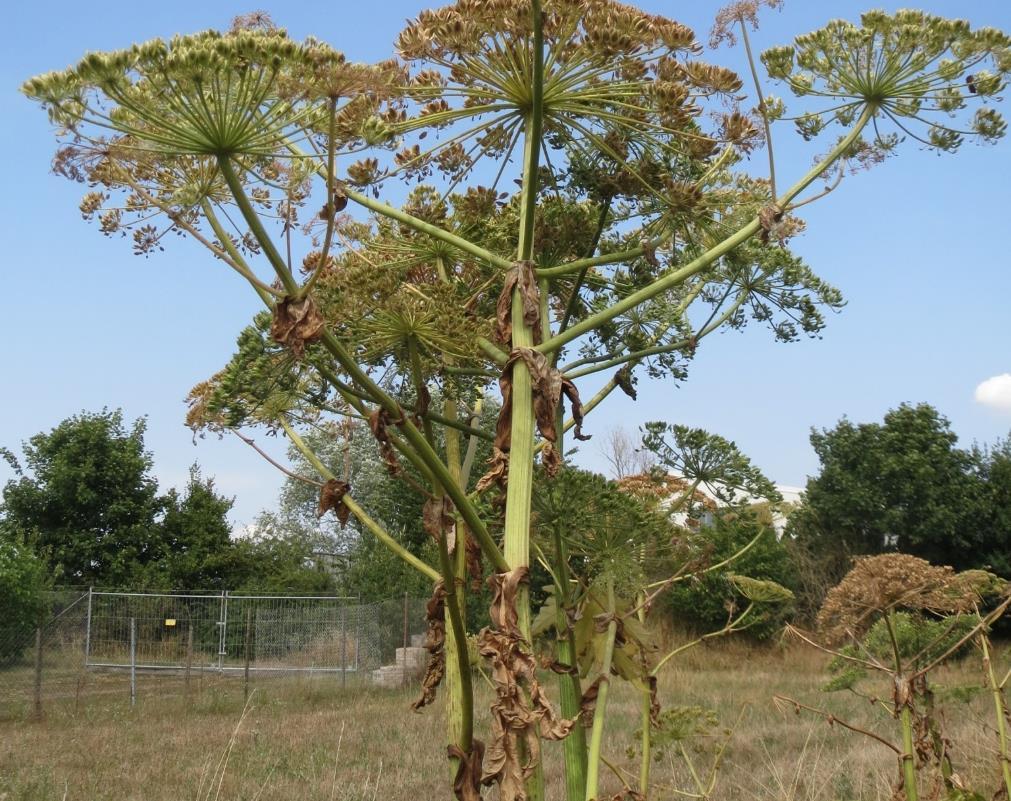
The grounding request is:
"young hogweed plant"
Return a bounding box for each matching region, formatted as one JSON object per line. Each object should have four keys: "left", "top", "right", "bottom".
{"left": 23, "top": 3, "right": 1011, "bottom": 800}
{"left": 781, "top": 555, "right": 1011, "bottom": 801}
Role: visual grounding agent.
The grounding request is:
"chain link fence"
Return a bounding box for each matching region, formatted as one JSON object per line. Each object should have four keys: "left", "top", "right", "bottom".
{"left": 0, "top": 589, "right": 428, "bottom": 720}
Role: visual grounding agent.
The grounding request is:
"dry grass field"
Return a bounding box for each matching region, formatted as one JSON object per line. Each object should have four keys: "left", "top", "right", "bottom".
{"left": 1, "top": 642, "right": 1006, "bottom": 801}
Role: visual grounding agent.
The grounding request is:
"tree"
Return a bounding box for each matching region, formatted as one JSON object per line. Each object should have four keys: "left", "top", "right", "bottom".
{"left": 599, "top": 426, "right": 656, "bottom": 479}
{"left": 153, "top": 466, "right": 237, "bottom": 590}
{"left": 1, "top": 409, "right": 161, "bottom": 586}
{"left": 793, "top": 404, "right": 994, "bottom": 573}
{"left": 24, "top": 5, "right": 1010, "bottom": 800}
{"left": 0, "top": 538, "right": 50, "bottom": 665}
{"left": 971, "top": 437, "right": 1011, "bottom": 577}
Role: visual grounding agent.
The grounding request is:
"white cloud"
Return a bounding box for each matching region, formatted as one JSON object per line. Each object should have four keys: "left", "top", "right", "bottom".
{"left": 974, "top": 374, "right": 1011, "bottom": 412}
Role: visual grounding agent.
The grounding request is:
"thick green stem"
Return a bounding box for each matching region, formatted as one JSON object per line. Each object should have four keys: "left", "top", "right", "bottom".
{"left": 535, "top": 106, "right": 875, "bottom": 353}
{"left": 501, "top": 5, "right": 546, "bottom": 798}
{"left": 552, "top": 530, "right": 587, "bottom": 801}
{"left": 217, "top": 157, "right": 298, "bottom": 295}
{"left": 437, "top": 505, "right": 474, "bottom": 758}
{"left": 637, "top": 596, "right": 651, "bottom": 797}
{"left": 899, "top": 704, "right": 920, "bottom": 801}
{"left": 981, "top": 633, "right": 1011, "bottom": 799}
{"left": 585, "top": 577, "right": 618, "bottom": 801}
{"left": 503, "top": 0, "right": 543, "bottom": 676}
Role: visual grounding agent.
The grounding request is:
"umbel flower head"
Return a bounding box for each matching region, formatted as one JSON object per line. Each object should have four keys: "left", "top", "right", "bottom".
{"left": 22, "top": 24, "right": 402, "bottom": 158}
{"left": 20, "top": 18, "right": 405, "bottom": 271}
{"left": 816, "top": 554, "right": 1006, "bottom": 645}
{"left": 761, "top": 10, "right": 1011, "bottom": 152}
{"left": 387, "top": 0, "right": 759, "bottom": 211}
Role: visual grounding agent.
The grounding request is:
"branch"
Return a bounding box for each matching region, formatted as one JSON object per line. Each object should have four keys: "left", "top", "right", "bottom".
{"left": 230, "top": 428, "right": 322, "bottom": 488}
{"left": 337, "top": 188, "right": 513, "bottom": 271}
{"left": 534, "top": 106, "right": 876, "bottom": 352}
{"left": 773, "top": 695, "right": 901, "bottom": 754}
{"left": 784, "top": 625, "right": 888, "bottom": 672}
{"left": 739, "top": 20, "right": 777, "bottom": 197}
{"left": 278, "top": 416, "right": 440, "bottom": 582}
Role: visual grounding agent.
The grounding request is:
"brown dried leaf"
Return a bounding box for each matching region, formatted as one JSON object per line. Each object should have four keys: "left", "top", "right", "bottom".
{"left": 495, "top": 260, "right": 541, "bottom": 346}
{"left": 561, "top": 378, "right": 591, "bottom": 443}
{"left": 758, "top": 203, "right": 784, "bottom": 244}
{"left": 464, "top": 531, "right": 484, "bottom": 591}
{"left": 580, "top": 676, "right": 604, "bottom": 721}
{"left": 316, "top": 479, "right": 351, "bottom": 528}
{"left": 615, "top": 366, "right": 638, "bottom": 400}
{"left": 647, "top": 674, "right": 661, "bottom": 725}
{"left": 611, "top": 791, "right": 647, "bottom": 801}
{"left": 641, "top": 239, "right": 659, "bottom": 268}
{"left": 412, "top": 581, "right": 447, "bottom": 712}
{"left": 448, "top": 741, "right": 486, "bottom": 801}
{"left": 489, "top": 566, "right": 528, "bottom": 636}
{"left": 416, "top": 381, "right": 432, "bottom": 420}
{"left": 476, "top": 447, "right": 509, "bottom": 492}
{"left": 479, "top": 568, "right": 576, "bottom": 800}
{"left": 368, "top": 407, "right": 403, "bottom": 475}
{"left": 423, "top": 495, "right": 457, "bottom": 551}
{"left": 270, "top": 295, "right": 325, "bottom": 358}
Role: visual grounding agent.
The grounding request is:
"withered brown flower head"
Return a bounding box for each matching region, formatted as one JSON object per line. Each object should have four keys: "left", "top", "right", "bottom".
{"left": 816, "top": 554, "right": 991, "bottom": 645}
{"left": 710, "top": 0, "right": 784, "bottom": 49}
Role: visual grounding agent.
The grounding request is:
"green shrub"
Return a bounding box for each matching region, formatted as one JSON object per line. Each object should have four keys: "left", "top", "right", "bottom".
{"left": 0, "top": 539, "right": 49, "bottom": 665}
{"left": 662, "top": 512, "right": 798, "bottom": 640}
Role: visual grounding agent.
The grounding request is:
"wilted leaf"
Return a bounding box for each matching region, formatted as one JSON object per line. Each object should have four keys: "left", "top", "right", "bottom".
{"left": 478, "top": 568, "right": 576, "bottom": 800}
{"left": 412, "top": 581, "right": 447, "bottom": 711}
{"left": 316, "top": 478, "right": 351, "bottom": 528}
{"left": 423, "top": 495, "right": 456, "bottom": 550}
{"left": 270, "top": 295, "right": 325, "bottom": 358}
{"left": 368, "top": 407, "right": 403, "bottom": 475}
{"left": 447, "top": 741, "right": 485, "bottom": 801}
{"left": 496, "top": 260, "right": 540, "bottom": 346}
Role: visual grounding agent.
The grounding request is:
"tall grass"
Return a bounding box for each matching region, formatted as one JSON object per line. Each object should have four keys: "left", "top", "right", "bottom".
{"left": 0, "top": 643, "right": 1003, "bottom": 801}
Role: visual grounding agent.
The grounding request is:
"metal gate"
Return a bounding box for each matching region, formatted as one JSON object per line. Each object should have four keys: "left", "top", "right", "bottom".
{"left": 83, "top": 590, "right": 365, "bottom": 674}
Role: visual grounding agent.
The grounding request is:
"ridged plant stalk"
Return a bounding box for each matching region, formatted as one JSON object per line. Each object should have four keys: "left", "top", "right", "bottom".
{"left": 552, "top": 528, "right": 588, "bottom": 801}
{"left": 436, "top": 253, "right": 471, "bottom": 780}
{"left": 637, "top": 594, "right": 651, "bottom": 797}
{"left": 500, "top": 1, "right": 544, "bottom": 798}
{"left": 408, "top": 333, "right": 474, "bottom": 772}
{"left": 980, "top": 632, "right": 1011, "bottom": 799}
{"left": 899, "top": 705, "right": 919, "bottom": 801}
{"left": 585, "top": 577, "right": 618, "bottom": 801}
{"left": 885, "top": 611, "right": 919, "bottom": 801}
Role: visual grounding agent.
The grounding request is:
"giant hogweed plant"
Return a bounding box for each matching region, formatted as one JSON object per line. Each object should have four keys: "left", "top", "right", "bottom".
{"left": 780, "top": 555, "right": 1011, "bottom": 801}
{"left": 23, "top": 3, "right": 1011, "bottom": 799}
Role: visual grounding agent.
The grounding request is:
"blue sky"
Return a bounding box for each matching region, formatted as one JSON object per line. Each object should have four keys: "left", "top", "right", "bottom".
{"left": 3, "top": 1, "right": 1010, "bottom": 530}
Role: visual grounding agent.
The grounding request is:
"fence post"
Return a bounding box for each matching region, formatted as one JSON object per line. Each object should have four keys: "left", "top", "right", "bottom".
{"left": 243, "top": 606, "right": 252, "bottom": 703}
{"left": 340, "top": 605, "right": 347, "bottom": 689}
{"left": 84, "top": 586, "right": 93, "bottom": 667}
{"left": 355, "top": 595, "right": 361, "bottom": 672}
{"left": 129, "top": 617, "right": 136, "bottom": 708}
{"left": 32, "top": 627, "right": 43, "bottom": 720}
{"left": 185, "top": 625, "right": 194, "bottom": 704}
{"left": 403, "top": 592, "right": 409, "bottom": 651}
{"left": 217, "top": 590, "right": 228, "bottom": 671}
